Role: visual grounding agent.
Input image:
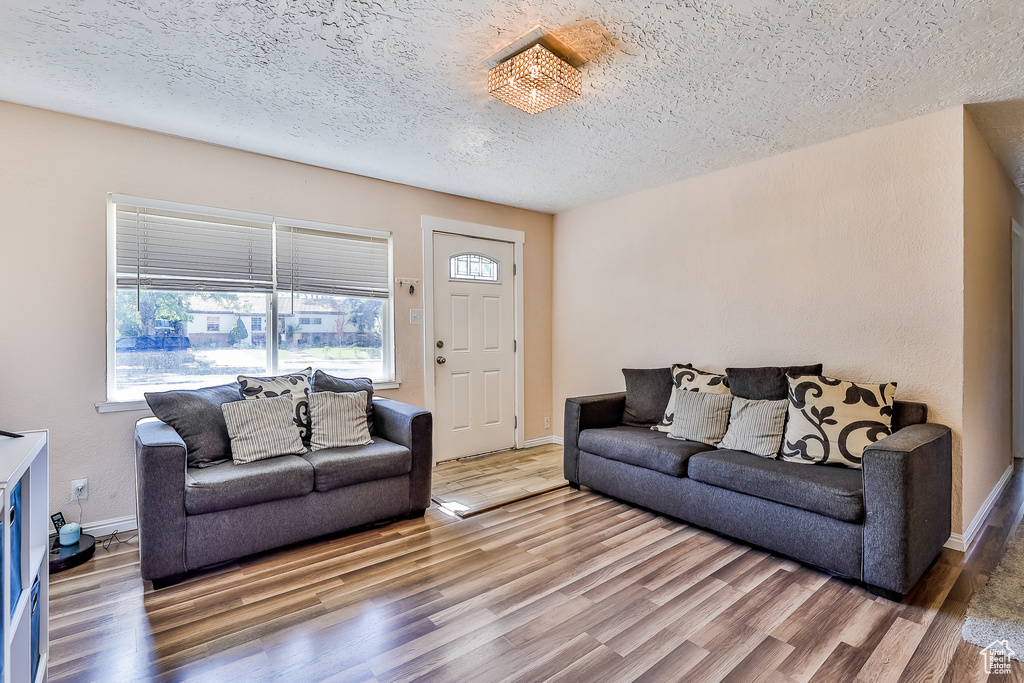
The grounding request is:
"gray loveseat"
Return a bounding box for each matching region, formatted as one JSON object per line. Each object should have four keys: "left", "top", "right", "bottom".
{"left": 564, "top": 393, "right": 952, "bottom": 599}
{"left": 136, "top": 397, "right": 431, "bottom": 585}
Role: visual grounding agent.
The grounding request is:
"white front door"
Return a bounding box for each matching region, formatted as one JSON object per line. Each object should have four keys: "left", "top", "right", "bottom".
{"left": 432, "top": 232, "right": 516, "bottom": 460}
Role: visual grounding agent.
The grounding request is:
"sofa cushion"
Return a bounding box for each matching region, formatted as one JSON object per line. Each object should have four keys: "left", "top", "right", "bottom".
{"left": 621, "top": 367, "right": 674, "bottom": 427}
{"left": 780, "top": 374, "right": 896, "bottom": 468}
{"left": 222, "top": 394, "right": 307, "bottom": 464}
{"left": 312, "top": 371, "right": 375, "bottom": 433}
{"left": 725, "top": 364, "right": 823, "bottom": 400}
{"left": 308, "top": 391, "right": 373, "bottom": 450}
{"left": 238, "top": 368, "right": 313, "bottom": 444}
{"left": 302, "top": 438, "right": 412, "bottom": 492}
{"left": 688, "top": 449, "right": 864, "bottom": 523}
{"left": 185, "top": 455, "right": 314, "bottom": 515}
{"left": 578, "top": 426, "right": 715, "bottom": 477}
{"left": 145, "top": 383, "right": 242, "bottom": 468}
{"left": 655, "top": 364, "right": 730, "bottom": 433}
{"left": 668, "top": 391, "right": 733, "bottom": 447}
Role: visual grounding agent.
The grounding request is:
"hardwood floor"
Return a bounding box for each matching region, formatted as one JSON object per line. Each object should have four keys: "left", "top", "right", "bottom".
{"left": 50, "top": 459, "right": 1024, "bottom": 682}
{"left": 431, "top": 444, "right": 566, "bottom": 517}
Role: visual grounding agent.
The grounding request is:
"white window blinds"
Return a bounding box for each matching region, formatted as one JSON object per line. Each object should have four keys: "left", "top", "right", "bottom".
{"left": 276, "top": 224, "right": 390, "bottom": 299}
{"left": 113, "top": 196, "right": 391, "bottom": 298}
{"left": 115, "top": 202, "right": 274, "bottom": 293}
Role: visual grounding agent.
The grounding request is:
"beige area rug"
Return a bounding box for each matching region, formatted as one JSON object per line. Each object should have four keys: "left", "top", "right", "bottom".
{"left": 430, "top": 444, "right": 567, "bottom": 518}
{"left": 963, "top": 521, "right": 1024, "bottom": 660}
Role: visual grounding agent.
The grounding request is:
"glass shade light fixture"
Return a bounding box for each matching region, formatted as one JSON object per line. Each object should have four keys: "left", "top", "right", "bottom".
{"left": 487, "top": 43, "right": 582, "bottom": 115}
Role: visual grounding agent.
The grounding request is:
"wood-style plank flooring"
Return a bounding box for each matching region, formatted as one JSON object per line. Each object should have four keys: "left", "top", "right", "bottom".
{"left": 431, "top": 444, "right": 566, "bottom": 517}
{"left": 49, "top": 459, "right": 1024, "bottom": 682}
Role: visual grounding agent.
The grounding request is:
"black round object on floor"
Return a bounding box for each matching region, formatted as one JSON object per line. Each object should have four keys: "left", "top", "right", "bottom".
{"left": 49, "top": 533, "right": 95, "bottom": 573}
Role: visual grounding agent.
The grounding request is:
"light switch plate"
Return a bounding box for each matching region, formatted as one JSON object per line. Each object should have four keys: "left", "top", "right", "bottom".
{"left": 410, "top": 309, "right": 424, "bottom": 325}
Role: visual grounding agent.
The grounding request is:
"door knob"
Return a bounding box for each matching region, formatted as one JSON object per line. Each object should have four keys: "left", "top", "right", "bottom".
{"left": 436, "top": 356, "right": 446, "bottom": 365}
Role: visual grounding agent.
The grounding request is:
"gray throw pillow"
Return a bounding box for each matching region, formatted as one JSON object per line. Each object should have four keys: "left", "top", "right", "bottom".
{"left": 725, "top": 364, "right": 823, "bottom": 401}
{"left": 719, "top": 397, "right": 789, "bottom": 457}
{"left": 238, "top": 368, "right": 312, "bottom": 443}
{"left": 145, "top": 383, "right": 242, "bottom": 467}
{"left": 308, "top": 391, "right": 373, "bottom": 450}
{"left": 312, "top": 370, "right": 374, "bottom": 433}
{"left": 222, "top": 394, "right": 308, "bottom": 464}
{"left": 621, "top": 368, "right": 674, "bottom": 427}
{"left": 667, "top": 390, "right": 734, "bottom": 447}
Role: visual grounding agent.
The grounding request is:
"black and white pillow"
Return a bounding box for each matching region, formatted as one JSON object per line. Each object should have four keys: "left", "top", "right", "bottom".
{"left": 654, "top": 364, "right": 730, "bottom": 433}
{"left": 309, "top": 391, "right": 373, "bottom": 450}
{"left": 719, "top": 397, "right": 789, "bottom": 457}
{"left": 237, "top": 368, "right": 312, "bottom": 443}
{"left": 667, "top": 390, "right": 734, "bottom": 447}
{"left": 780, "top": 374, "right": 897, "bottom": 468}
{"left": 222, "top": 394, "right": 307, "bottom": 464}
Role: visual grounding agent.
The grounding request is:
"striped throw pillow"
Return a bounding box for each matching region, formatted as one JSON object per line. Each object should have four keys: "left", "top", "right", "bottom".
{"left": 309, "top": 391, "right": 373, "bottom": 450}
{"left": 222, "top": 394, "right": 308, "bottom": 465}
{"left": 719, "top": 397, "right": 789, "bottom": 456}
{"left": 667, "top": 390, "right": 734, "bottom": 447}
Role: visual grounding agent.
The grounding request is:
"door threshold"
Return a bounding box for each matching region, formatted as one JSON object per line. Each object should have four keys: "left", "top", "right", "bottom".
{"left": 435, "top": 447, "right": 516, "bottom": 465}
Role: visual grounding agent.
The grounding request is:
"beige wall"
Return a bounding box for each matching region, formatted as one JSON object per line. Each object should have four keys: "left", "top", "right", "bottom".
{"left": 553, "top": 107, "right": 971, "bottom": 532}
{"left": 962, "top": 109, "right": 1023, "bottom": 534}
{"left": 0, "top": 101, "right": 553, "bottom": 525}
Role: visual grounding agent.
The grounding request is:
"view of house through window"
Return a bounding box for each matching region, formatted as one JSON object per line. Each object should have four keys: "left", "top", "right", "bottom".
{"left": 110, "top": 196, "right": 392, "bottom": 402}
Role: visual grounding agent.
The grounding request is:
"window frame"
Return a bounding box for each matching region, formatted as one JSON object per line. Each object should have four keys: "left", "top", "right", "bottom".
{"left": 103, "top": 195, "right": 396, "bottom": 410}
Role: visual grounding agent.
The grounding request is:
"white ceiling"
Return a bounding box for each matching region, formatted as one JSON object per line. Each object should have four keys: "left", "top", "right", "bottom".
{"left": 2, "top": 0, "right": 1024, "bottom": 213}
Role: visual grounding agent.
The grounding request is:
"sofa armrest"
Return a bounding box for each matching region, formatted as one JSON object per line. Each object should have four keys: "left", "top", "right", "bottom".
{"left": 373, "top": 398, "right": 433, "bottom": 513}
{"left": 563, "top": 392, "right": 627, "bottom": 485}
{"left": 134, "top": 419, "right": 189, "bottom": 581}
{"left": 862, "top": 423, "right": 952, "bottom": 595}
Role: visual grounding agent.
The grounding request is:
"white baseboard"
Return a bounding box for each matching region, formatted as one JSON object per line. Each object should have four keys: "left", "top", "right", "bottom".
{"left": 521, "top": 435, "right": 565, "bottom": 448}
{"left": 944, "top": 463, "right": 1014, "bottom": 552}
{"left": 82, "top": 515, "right": 137, "bottom": 538}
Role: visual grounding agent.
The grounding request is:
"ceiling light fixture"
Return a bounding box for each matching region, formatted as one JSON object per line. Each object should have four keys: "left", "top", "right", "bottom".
{"left": 487, "top": 44, "right": 582, "bottom": 115}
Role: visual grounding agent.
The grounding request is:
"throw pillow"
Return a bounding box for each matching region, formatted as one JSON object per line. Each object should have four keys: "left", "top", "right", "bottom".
{"left": 725, "top": 364, "right": 824, "bottom": 400}
{"left": 621, "top": 367, "right": 674, "bottom": 427}
{"left": 654, "top": 364, "right": 730, "bottom": 432}
{"left": 780, "top": 374, "right": 897, "bottom": 468}
{"left": 308, "top": 391, "right": 374, "bottom": 450}
{"left": 312, "top": 370, "right": 375, "bottom": 433}
{"left": 237, "top": 368, "right": 312, "bottom": 443}
{"left": 719, "top": 397, "right": 789, "bottom": 457}
{"left": 221, "top": 394, "right": 308, "bottom": 464}
{"left": 145, "top": 383, "right": 243, "bottom": 467}
{"left": 667, "top": 390, "right": 734, "bottom": 447}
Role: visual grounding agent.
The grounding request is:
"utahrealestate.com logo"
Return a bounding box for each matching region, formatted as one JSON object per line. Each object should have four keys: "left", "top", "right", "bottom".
{"left": 980, "top": 640, "right": 1015, "bottom": 675}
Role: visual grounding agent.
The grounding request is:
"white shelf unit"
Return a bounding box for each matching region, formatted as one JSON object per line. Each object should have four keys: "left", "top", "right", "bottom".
{"left": 0, "top": 432, "right": 48, "bottom": 683}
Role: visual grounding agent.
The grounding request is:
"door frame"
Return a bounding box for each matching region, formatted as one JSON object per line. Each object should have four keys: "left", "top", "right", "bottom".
{"left": 421, "top": 216, "right": 526, "bottom": 457}
{"left": 1014, "top": 218, "right": 1023, "bottom": 460}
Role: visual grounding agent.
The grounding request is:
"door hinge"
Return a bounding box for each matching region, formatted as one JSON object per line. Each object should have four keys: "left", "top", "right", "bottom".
{"left": 514, "top": 340, "right": 517, "bottom": 352}
{"left": 514, "top": 416, "right": 518, "bottom": 429}
{"left": 513, "top": 263, "right": 517, "bottom": 276}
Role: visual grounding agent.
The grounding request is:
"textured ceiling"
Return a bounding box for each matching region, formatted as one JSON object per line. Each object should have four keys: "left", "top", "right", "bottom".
{"left": 2, "top": 1, "right": 1024, "bottom": 213}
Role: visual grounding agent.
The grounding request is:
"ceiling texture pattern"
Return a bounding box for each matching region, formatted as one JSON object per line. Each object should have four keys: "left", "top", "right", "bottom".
{"left": 2, "top": 0, "right": 1024, "bottom": 213}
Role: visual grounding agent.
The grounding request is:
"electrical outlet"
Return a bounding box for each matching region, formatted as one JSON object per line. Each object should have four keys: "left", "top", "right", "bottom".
{"left": 544, "top": 416, "right": 551, "bottom": 429}
{"left": 71, "top": 478, "right": 89, "bottom": 501}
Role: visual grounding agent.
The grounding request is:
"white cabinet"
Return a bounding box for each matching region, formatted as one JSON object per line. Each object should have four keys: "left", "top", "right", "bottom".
{"left": 0, "top": 432, "right": 48, "bottom": 683}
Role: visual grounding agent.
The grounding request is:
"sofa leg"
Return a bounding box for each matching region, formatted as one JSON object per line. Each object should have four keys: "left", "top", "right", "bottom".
{"left": 151, "top": 573, "right": 185, "bottom": 589}
{"left": 867, "top": 585, "right": 904, "bottom": 602}
{"left": 569, "top": 481, "right": 580, "bottom": 490}
{"left": 407, "top": 508, "right": 427, "bottom": 519}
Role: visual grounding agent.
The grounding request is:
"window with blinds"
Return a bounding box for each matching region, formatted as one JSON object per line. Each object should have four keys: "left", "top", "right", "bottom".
{"left": 108, "top": 194, "right": 394, "bottom": 402}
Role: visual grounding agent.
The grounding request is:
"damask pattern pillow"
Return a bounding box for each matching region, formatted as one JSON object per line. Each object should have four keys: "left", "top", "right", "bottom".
{"left": 654, "top": 364, "right": 730, "bottom": 433}
{"left": 237, "top": 367, "right": 313, "bottom": 443}
{"left": 780, "top": 374, "right": 897, "bottom": 468}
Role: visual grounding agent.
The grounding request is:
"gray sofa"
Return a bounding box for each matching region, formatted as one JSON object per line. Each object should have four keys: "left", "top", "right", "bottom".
{"left": 564, "top": 393, "right": 952, "bottom": 599}
{"left": 135, "top": 397, "right": 431, "bottom": 585}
